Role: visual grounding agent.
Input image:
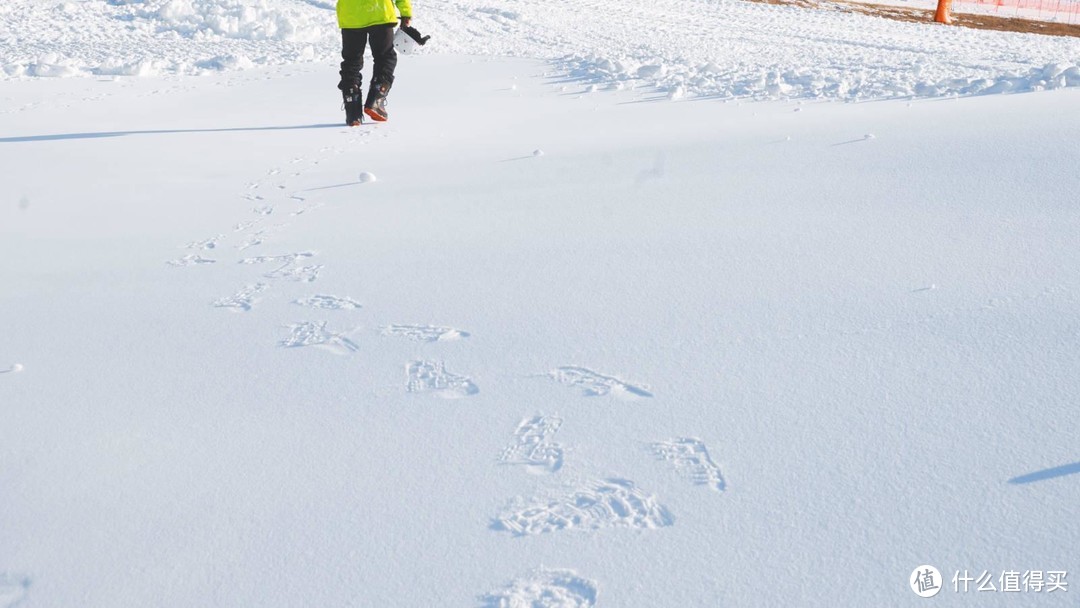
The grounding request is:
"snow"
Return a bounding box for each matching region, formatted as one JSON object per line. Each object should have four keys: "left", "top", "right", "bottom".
{"left": 0, "top": 575, "right": 30, "bottom": 607}
{"left": 2, "top": 1, "right": 1080, "bottom": 607}
{"left": 482, "top": 568, "right": 599, "bottom": 607}
{"left": 3, "top": 0, "right": 1080, "bottom": 100}
{"left": 855, "top": 0, "right": 1080, "bottom": 22}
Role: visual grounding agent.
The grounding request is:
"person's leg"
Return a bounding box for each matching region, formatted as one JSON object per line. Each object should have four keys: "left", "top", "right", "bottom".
{"left": 364, "top": 24, "right": 397, "bottom": 120}
{"left": 338, "top": 28, "right": 368, "bottom": 92}
{"left": 339, "top": 28, "right": 370, "bottom": 125}
{"left": 367, "top": 24, "right": 398, "bottom": 88}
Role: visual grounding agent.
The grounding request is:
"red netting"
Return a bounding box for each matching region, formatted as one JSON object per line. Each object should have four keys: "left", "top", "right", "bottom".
{"left": 953, "top": 0, "right": 1080, "bottom": 24}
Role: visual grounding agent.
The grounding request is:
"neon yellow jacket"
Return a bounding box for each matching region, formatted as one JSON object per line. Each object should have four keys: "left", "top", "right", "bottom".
{"left": 337, "top": 0, "right": 412, "bottom": 29}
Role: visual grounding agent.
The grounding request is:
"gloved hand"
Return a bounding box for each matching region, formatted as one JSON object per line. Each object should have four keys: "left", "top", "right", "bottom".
{"left": 399, "top": 23, "right": 430, "bottom": 45}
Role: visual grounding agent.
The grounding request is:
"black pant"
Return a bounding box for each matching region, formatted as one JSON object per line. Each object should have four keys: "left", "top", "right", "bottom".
{"left": 338, "top": 24, "right": 397, "bottom": 92}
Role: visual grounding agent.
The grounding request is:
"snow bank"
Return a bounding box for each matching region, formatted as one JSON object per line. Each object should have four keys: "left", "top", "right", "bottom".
{"left": 2, "top": 0, "right": 1080, "bottom": 100}
{"left": 144, "top": 0, "right": 327, "bottom": 42}
{"left": 422, "top": 0, "right": 1080, "bottom": 100}
{"left": 0, "top": 0, "right": 338, "bottom": 79}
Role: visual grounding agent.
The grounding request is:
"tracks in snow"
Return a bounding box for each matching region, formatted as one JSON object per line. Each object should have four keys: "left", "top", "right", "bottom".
{"left": 162, "top": 122, "right": 728, "bottom": 607}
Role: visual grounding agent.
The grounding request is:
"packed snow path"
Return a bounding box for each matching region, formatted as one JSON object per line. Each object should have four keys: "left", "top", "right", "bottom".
{"left": 2, "top": 56, "right": 1079, "bottom": 606}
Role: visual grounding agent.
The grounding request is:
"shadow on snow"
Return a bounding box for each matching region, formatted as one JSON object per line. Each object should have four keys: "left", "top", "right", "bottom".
{"left": 0, "top": 123, "right": 342, "bottom": 143}
{"left": 1008, "top": 461, "right": 1080, "bottom": 485}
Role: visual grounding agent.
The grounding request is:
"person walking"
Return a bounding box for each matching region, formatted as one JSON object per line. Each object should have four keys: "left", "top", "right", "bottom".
{"left": 336, "top": 0, "right": 413, "bottom": 126}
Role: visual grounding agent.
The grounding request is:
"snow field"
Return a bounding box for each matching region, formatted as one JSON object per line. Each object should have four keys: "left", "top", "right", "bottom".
{"left": 2, "top": 0, "right": 1079, "bottom": 100}
{"left": 2, "top": 55, "right": 1078, "bottom": 605}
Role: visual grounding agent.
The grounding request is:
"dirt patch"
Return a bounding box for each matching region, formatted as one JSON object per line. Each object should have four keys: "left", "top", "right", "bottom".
{"left": 948, "top": 11, "right": 1080, "bottom": 36}
{"left": 752, "top": 0, "right": 1080, "bottom": 37}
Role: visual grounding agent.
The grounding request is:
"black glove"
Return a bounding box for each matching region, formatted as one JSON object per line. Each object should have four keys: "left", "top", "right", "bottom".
{"left": 400, "top": 23, "right": 430, "bottom": 46}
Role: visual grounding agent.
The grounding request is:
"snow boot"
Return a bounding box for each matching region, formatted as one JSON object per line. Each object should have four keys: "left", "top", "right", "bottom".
{"left": 343, "top": 86, "right": 363, "bottom": 127}
{"left": 364, "top": 81, "right": 390, "bottom": 122}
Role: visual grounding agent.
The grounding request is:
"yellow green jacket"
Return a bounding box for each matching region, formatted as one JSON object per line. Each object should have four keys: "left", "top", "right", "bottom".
{"left": 337, "top": 0, "right": 412, "bottom": 29}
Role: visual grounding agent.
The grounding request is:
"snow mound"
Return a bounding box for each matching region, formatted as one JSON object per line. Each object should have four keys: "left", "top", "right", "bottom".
{"left": 0, "top": 0, "right": 338, "bottom": 78}
{"left": 557, "top": 54, "right": 1080, "bottom": 101}
{"left": 142, "top": 0, "right": 326, "bottom": 42}
{"left": 420, "top": 0, "right": 1080, "bottom": 100}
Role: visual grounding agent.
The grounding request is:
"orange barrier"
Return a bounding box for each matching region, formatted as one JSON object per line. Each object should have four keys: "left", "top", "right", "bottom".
{"left": 935, "top": 0, "right": 954, "bottom": 21}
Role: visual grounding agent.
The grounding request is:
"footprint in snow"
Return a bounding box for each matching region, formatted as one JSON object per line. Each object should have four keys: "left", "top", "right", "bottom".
{"left": 265, "top": 263, "right": 322, "bottom": 282}
{"left": 547, "top": 366, "right": 653, "bottom": 399}
{"left": 481, "top": 568, "right": 597, "bottom": 608}
{"left": 239, "top": 252, "right": 322, "bottom": 283}
{"left": 406, "top": 360, "right": 478, "bottom": 398}
{"left": 239, "top": 252, "right": 315, "bottom": 266}
{"left": 493, "top": 478, "right": 673, "bottom": 537}
{"left": 279, "top": 321, "right": 359, "bottom": 354}
{"left": 650, "top": 437, "right": 726, "bottom": 492}
{"left": 233, "top": 219, "right": 261, "bottom": 232}
{"left": 183, "top": 234, "right": 224, "bottom": 250}
{"left": 381, "top": 324, "right": 469, "bottom": 342}
{"left": 498, "top": 414, "right": 564, "bottom": 475}
{"left": 236, "top": 225, "right": 286, "bottom": 251}
{"left": 166, "top": 254, "right": 215, "bottom": 266}
{"left": 0, "top": 573, "right": 30, "bottom": 608}
{"left": 212, "top": 283, "right": 270, "bottom": 312}
{"left": 290, "top": 202, "right": 325, "bottom": 216}
{"left": 293, "top": 294, "right": 362, "bottom": 310}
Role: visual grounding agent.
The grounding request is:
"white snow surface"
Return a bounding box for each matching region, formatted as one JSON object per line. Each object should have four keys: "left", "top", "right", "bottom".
{"left": 2, "top": 52, "right": 1079, "bottom": 606}
{"left": 3, "top": 2, "right": 1080, "bottom": 606}
{"left": 2, "top": 0, "right": 1080, "bottom": 99}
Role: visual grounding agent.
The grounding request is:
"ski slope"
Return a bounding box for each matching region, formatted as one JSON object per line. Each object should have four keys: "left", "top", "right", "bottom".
{"left": 2, "top": 1, "right": 1080, "bottom": 607}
